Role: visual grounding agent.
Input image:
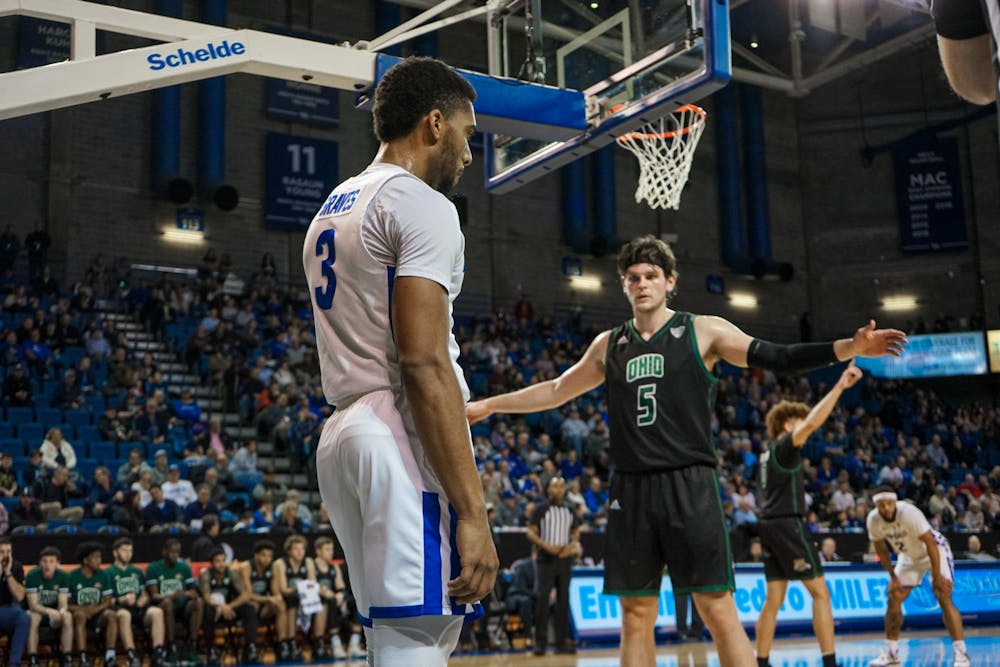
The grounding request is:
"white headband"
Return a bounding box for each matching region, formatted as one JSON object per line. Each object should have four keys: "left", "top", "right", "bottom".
{"left": 872, "top": 492, "right": 898, "bottom": 503}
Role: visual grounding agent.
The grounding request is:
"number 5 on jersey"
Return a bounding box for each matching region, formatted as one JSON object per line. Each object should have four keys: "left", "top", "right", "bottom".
{"left": 637, "top": 383, "right": 656, "bottom": 427}
{"left": 315, "top": 229, "right": 336, "bottom": 310}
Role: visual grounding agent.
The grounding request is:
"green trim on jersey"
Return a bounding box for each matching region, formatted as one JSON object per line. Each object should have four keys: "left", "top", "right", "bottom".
{"left": 627, "top": 311, "right": 682, "bottom": 347}
{"left": 24, "top": 568, "right": 68, "bottom": 608}
{"left": 687, "top": 315, "right": 718, "bottom": 384}
{"left": 711, "top": 477, "right": 736, "bottom": 592}
{"left": 66, "top": 568, "right": 111, "bottom": 607}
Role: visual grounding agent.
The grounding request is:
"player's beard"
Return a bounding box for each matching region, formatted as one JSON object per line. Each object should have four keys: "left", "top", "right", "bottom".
{"left": 430, "top": 133, "right": 464, "bottom": 194}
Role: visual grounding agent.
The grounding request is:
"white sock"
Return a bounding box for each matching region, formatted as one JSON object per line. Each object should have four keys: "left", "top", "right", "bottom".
{"left": 953, "top": 640, "right": 967, "bottom": 654}
{"left": 887, "top": 640, "right": 899, "bottom": 653}
{"left": 104, "top": 649, "right": 116, "bottom": 662}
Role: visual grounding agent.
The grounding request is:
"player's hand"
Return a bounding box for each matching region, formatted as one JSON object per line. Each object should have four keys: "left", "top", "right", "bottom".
{"left": 47, "top": 608, "right": 61, "bottom": 624}
{"left": 932, "top": 575, "right": 952, "bottom": 599}
{"left": 447, "top": 516, "right": 499, "bottom": 605}
{"left": 465, "top": 400, "right": 492, "bottom": 425}
{"left": 850, "top": 320, "right": 907, "bottom": 358}
{"left": 838, "top": 360, "right": 863, "bottom": 389}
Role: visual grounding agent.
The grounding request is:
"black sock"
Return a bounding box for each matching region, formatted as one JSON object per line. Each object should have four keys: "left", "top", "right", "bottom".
{"left": 127, "top": 648, "right": 137, "bottom": 658}
{"left": 822, "top": 653, "right": 837, "bottom": 667}
{"left": 757, "top": 657, "right": 770, "bottom": 667}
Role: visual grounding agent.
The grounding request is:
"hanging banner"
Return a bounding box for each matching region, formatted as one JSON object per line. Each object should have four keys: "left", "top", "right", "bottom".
{"left": 893, "top": 137, "right": 967, "bottom": 253}
{"left": 266, "top": 79, "right": 340, "bottom": 126}
{"left": 18, "top": 17, "right": 71, "bottom": 69}
{"left": 265, "top": 133, "right": 338, "bottom": 231}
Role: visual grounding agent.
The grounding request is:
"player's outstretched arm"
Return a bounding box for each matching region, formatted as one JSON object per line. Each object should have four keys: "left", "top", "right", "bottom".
{"left": 393, "top": 275, "right": 498, "bottom": 605}
{"left": 466, "top": 330, "right": 610, "bottom": 425}
{"left": 790, "top": 361, "right": 863, "bottom": 447}
{"left": 699, "top": 317, "right": 906, "bottom": 372}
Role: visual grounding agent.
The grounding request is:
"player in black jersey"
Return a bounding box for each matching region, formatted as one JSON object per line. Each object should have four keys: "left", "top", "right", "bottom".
{"left": 237, "top": 540, "right": 283, "bottom": 664}
{"left": 199, "top": 548, "right": 256, "bottom": 666}
{"left": 272, "top": 534, "right": 317, "bottom": 661}
{"left": 755, "top": 362, "right": 862, "bottom": 667}
{"left": 467, "top": 235, "right": 906, "bottom": 667}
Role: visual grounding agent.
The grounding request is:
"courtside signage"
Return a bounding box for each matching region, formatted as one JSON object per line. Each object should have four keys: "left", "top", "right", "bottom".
{"left": 147, "top": 40, "right": 246, "bottom": 71}
{"left": 569, "top": 563, "right": 1000, "bottom": 641}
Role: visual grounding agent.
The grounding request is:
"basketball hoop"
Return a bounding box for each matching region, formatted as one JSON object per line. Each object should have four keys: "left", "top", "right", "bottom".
{"left": 615, "top": 104, "right": 707, "bottom": 211}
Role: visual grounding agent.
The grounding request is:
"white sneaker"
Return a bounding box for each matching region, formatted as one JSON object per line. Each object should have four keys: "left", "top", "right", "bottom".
{"left": 869, "top": 649, "right": 901, "bottom": 667}
{"left": 348, "top": 636, "right": 366, "bottom": 659}
{"left": 331, "top": 637, "right": 348, "bottom": 659}
{"left": 954, "top": 649, "right": 970, "bottom": 667}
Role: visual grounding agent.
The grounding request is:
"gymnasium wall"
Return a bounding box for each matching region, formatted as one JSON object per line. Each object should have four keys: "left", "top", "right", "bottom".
{"left": 0, "top": 2, "right": 996, "bottom": 342}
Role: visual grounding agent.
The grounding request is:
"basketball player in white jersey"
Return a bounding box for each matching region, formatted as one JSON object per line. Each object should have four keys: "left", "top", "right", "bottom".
{"left": 302, "top": 56, "right": 498, "bottom": 665}
{"left": 866, "top": 487, "right": 969, "bottom": 667}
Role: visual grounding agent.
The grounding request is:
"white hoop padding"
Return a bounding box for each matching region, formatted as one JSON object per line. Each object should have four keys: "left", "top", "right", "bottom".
{"left": 615, "top": 104, "right": 707, "bottom": 211}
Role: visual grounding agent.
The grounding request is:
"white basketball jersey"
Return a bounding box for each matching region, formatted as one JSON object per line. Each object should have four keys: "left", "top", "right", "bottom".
{"left": 302, "top": 163, "right": 469, "bottom": 407}
{"left": 866, "top": 501, "right": 941, "bottom": 560}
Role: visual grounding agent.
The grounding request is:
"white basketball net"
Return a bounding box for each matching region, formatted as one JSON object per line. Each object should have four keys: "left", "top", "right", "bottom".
{"left": 616, "top": 104, "right": 707, "bottom": 210}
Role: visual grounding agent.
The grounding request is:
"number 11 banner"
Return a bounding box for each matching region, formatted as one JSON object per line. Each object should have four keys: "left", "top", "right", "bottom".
{"left": 265, "top": 133, "right": 339, "bottom": 231}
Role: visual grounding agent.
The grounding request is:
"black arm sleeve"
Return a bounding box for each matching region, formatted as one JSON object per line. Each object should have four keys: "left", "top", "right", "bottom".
{"left": 746, "top": 339, "right": 839, "bottom": 374}
{"left": 931, "top": 0, "right": 988, "bottom": 40}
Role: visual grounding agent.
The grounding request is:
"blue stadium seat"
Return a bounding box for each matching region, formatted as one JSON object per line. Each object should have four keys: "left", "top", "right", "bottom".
{"left": 47, "top": 519, "right": 77, "bottom": 531}
{"left": 52, "top": 423, "right": 76, "bottom": 440}
{"left": 0, "top": 497, "right": 18, "bottom": 513}
{"left": 35, "top": 408, "right": 62, "bottom": 430}
{"left": 65, "top": 409, "right": 92, "bottom": 427}
{"left": 0, "top": 423, "right": 12, "bottom": 440}
{"left": 75, "top": 459, "right": 98, "bottom": 481}
{"left": 97, "top": 525, "right": 122, "bottom": 534}
{"left": 17, "top": 423, "right": 44, "bottom": 446}
{"left": 88, "top": 440, "right": 117, "bottom": 461}
{"left": 62, "top": 346, "right": 86, "bottom": 368}
{"left": 84, "top": 395, "right": 105, "bottom": 414}
{"left": 77, "top": 425, "right": 101, "bottom": 445}
{"left": 80, "top": 518, "right": 108, "bottom": 533}
{"left": 0, "top": 439, "right": 25, "bottom": 456}
{"left": 52, "top": 524, "right": 79, "bottom": 534}
{"left": 5, "top": 406, "right": 34, "bottom": 424}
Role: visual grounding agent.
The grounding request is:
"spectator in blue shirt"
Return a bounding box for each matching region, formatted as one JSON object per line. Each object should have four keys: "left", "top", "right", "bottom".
{"left": 171, "top": 389, "right": 202, "bottom": 426}
{"left": 560, "top": 450, "right": 583, "bottom": 482}
{"left": 183, "top": 485, "right": 219, "bottom": 524}
{"left": 142, "top": 484, "right": 183, "bottom": 530}
{"left": 86, "top": 466, "right": 124, "bottom": 519}
{"left": 583, "top": 476, "right": 608, "bottom": 515}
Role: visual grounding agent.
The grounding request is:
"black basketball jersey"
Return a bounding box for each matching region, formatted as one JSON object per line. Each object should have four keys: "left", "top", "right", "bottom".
{"left": 284, "top": 557, "right": 308, "bottom": 587}
{"left": 604, "top": 312, "right": 718, "bottom": 471}
{"left": 315, "top": 561, "right": 334, "bottom": 591}
{"left": 759, "top": 433, "right": 806, "bottom": 518}
{"left": 206, "top": 570, "right": 240, "bottom": 603}
{"left": 249, "top": 561, "right": 272, "bottom": 596}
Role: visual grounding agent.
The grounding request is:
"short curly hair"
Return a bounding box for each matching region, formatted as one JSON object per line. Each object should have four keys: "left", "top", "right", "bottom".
{"left": 372, "top": 56, "right": 477, "bottom": 143}
{"left": 765, "top": 400, "right": 810, "bottom": 440}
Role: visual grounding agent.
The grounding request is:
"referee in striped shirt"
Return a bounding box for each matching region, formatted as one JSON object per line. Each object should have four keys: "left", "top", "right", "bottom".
{"left": 527, "top": 476, "right": 581, "bottom": 656}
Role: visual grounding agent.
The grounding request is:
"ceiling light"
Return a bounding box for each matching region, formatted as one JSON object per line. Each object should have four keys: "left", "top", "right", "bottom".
{"left": 881, "top": 295, "right": 918, "bottom": 312}
{"left": 569, "top": 275, "right": 602, "bottom": 291}
{"left": 729, "top": 292, "right": 757, "bottom": 309}
{"left": 162, "top": 229, "right": 205, "bottom": 246}
{"left": 749, "top": 35, "right": 759, "bottom": 49}
{"left": 590, "top": 1, "right": 599, "bottom": 9}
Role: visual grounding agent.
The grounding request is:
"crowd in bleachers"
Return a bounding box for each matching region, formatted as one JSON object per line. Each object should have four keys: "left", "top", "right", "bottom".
{"left": 1, "top": 250, "right": 998, "bottom": 564}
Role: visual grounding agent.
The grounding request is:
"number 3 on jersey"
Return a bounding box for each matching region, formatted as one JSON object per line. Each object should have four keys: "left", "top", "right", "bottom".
{"left": 315, "top": 229, "right": 336, "bottom": 310}
{"left": 637, "top": 383, "right": 656, "bottom": 427}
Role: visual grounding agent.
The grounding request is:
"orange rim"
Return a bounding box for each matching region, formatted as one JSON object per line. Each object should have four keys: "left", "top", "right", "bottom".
{"left": 615, "top": 104, "right": 707, "bottom": 142}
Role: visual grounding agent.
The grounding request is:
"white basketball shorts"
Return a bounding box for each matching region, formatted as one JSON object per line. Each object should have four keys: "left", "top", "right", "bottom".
{"left": 315, "top": 389, "right": 483, "bottom": 628}
{"left": 895, "top": 535, "right": 954, "bottom": 588}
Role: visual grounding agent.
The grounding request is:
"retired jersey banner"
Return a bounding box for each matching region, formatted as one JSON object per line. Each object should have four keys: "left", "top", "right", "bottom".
{"left": 18, "top": 17, "right": 70, "bottom": 69}
{"left": 569, "top": 562, "right": 1000, "bottom": 641}
{"left": 893, "top": 138, "right": 968, "bottom": 254}
{"left": 265, "top": 133, "right": 338, "bottom": 231}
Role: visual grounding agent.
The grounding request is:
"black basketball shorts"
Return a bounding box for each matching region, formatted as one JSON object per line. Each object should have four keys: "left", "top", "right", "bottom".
{"left": 604, "top": 465, "right": 735, "bottom": 596}
{"left": 758, "top": 516, "right": 823, "bottom": 582}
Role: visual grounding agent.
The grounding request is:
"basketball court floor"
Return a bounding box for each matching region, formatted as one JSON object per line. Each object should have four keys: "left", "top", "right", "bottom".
{"left": 281, "top": 628, "right": 999, "bottom": 666}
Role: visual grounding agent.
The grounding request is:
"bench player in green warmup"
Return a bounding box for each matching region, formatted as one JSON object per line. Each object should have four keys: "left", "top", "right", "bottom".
{"left": 468, "top": 235, "right": 906, "bottom": 667}
{"left": 146, "top": 538, "right": 204, "bottom": 664}
{"left": 107, "top": 537, "right": 167, "bottom": 667}
{"left": 66, "top": 543, "right": 116, "bottom": 667}
{"left": 24, "top": 547, "right": 72, "bottom": 667}
{"left": 755, "top": 361, "right": 863, "bottom": 667}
